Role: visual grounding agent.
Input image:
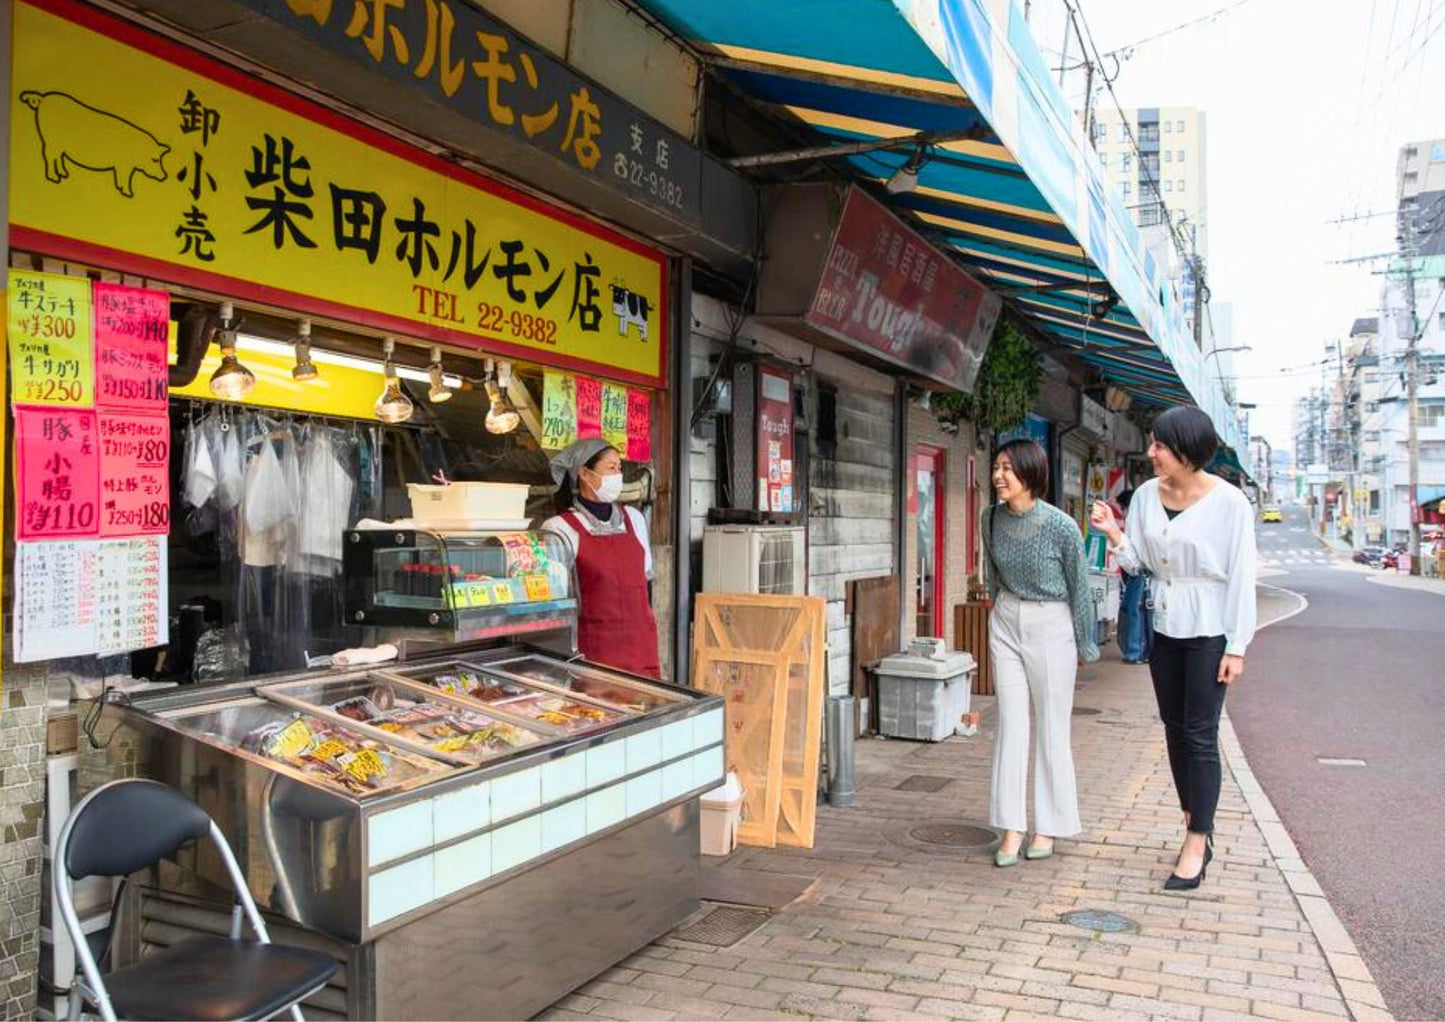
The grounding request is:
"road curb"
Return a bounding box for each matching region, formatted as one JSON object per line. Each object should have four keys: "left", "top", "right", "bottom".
{"left": 1217, "top": 586, "right": 1394, "bottom": 1021}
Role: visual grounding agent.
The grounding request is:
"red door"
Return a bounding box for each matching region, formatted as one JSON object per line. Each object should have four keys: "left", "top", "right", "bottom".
{"left": 915, "top": 446, "right": 946, "bottom": 638}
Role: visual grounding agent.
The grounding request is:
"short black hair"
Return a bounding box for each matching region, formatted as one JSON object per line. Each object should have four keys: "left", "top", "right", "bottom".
{"left": 994, "top": 439, "right": 1049, "bottom": 498}
{"left": 1151, "top": 406, "right": 1218, "bottom": 470}
{"left": 1118, "top": 488, "right": 1136, "bottom": 511}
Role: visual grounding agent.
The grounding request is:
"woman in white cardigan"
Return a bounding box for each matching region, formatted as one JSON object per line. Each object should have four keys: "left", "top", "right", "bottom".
{"left": 1090, "top": 406, "right": 1256, "bottom": 891}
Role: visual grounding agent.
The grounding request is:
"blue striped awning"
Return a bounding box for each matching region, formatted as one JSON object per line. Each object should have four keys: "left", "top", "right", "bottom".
{"left": 631, "top": 0, "right": 1244, "bottom": 458}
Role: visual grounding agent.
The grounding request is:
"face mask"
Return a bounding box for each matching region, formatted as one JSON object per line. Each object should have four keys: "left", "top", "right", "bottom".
{"left": 590, "top": 471, "right": 624, "bottom": 503}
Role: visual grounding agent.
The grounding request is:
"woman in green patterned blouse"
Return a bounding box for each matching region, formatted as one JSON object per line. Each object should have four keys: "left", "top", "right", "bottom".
{"left": 982, "top": 439, "right": 1099, "bottom": 867}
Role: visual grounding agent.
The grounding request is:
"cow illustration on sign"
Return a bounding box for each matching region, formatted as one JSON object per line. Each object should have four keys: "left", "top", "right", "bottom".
{"left": 610, "top": 284, "right": 650, "bottom": 341}
{"left": 19, "top": 91, "right": 169, "bottom": 198}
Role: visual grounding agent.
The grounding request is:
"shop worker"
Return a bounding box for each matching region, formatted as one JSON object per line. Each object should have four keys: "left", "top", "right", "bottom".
{"left": 543, "top": 438, "right": 661, "bottom": 678}
{"left": 1090, "top": 405, "right": 1257, "bottom": 891}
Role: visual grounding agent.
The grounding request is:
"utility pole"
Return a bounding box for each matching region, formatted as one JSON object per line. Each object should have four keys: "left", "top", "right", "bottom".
{"left": 1399, "top": 200, "right": 1423, "bottom": 575}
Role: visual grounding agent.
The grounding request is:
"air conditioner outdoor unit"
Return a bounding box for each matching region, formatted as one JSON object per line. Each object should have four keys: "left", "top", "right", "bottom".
{"left": 701, "top": 524, "right": 806, "bottom": 595}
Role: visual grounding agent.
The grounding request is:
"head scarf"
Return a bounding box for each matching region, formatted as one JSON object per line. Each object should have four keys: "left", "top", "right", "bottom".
{"left": 549, "top": 437, "right": 614, "bottom": 487}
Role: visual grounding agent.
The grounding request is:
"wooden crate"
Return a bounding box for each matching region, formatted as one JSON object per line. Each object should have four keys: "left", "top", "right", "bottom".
{"left": 954, "top": 601, "right": 993, "bottom": 695}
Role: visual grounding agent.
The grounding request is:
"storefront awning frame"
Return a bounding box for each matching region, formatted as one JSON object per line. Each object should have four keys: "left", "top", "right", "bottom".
{"left": 629, "top": 0, "right": 1246, "bottom": 466}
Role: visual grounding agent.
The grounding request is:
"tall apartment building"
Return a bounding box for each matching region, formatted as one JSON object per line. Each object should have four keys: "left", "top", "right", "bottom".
{"left": 1088, "top": 107, "right": 1209, "bottom": 342}
{"left": 1376, "top": 139, "right": 1445, "bottom": 546}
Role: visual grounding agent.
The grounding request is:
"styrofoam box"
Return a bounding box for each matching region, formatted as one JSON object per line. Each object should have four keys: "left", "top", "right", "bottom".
{"left": 874, "top": 651, "right": 976, "bottom": 742}
{"left": 407, "top": 482, "right": 529, "bottom": 523}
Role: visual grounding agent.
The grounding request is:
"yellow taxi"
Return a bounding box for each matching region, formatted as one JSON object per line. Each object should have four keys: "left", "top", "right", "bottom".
{"left": 1261, "top": 505, "right": 1284, "bottom": 523}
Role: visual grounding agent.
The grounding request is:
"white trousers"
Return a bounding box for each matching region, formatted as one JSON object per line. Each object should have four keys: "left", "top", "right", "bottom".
{"left": 988, "top": 591, "right": 1082, "bottom": 837}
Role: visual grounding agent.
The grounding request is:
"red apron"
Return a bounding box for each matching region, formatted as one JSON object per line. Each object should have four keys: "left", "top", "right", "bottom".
{"left": 563, "top": 509, "right": 661, "bottom": 678}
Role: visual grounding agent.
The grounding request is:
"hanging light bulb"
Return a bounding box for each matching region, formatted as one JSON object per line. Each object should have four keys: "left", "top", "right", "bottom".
{"left": 374, "top": 337, "right": 414, "bottom": 424}
{"left": 427, "top": 345, "right": 452, "bottom": 403}
{"left": 209, "top": 301, "right": 256, "bottom": 400}
{"left": 484, "top": 359, "right": 520, "bottom": 434}
{"left": 292, "top": 318, "right": 318, "bottom": 381}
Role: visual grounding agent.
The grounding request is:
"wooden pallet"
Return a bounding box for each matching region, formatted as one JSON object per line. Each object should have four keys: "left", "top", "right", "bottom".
{"left": 692, "top": 593, "right": 826, "bottom": 849}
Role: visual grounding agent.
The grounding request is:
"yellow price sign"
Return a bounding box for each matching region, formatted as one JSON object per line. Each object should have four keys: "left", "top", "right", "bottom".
{"left": 523, "top": 572, "right": 553, "bottom": 602}
{"left": 602, "top": 383, "right": 628, "bottom": 450}
{"left": 466, "top": 582, "right": 493, "bottom": 607}
{"left": 10, "top": 1, "right": 668, "bottom": 387}
{"left": 7, "top": 270, "right": 93, "bottom": 407}
{"left": 492, "top": 581, "right": 517, "bottom": 604}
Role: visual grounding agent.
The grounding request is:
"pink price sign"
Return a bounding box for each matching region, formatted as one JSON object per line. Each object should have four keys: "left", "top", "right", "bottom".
{"left": 93, "top": 282, "right": 169, "bottom": 411}
{"left": 626, "top": 389, "right": 652, "bottom": 462}
{"left": 98, "top": 412, "right": 171, "bottom": 536}
{"left": 14, "top": 406, "right": 100, "bottom": 540}
{"left": 575, "top": 376, "right": 602, "bottom": 439}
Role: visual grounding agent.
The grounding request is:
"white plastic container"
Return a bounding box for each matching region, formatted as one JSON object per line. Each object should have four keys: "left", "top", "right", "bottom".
{"left": 700, "top": 773, "right": 744, "bottom": 856}
{"left": 407, "top": 482, "right": 529, "bottom": 524}
{"left": 873, "top": 649, "right": 976, "bottom": 742}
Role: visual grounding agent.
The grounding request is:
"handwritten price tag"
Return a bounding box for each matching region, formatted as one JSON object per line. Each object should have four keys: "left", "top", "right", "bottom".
{"left": 541, "top": 371, "right": 577, "bottom": 450}
{"left": 8, "top": 270, "right": 94, "bottom": 407}
{"left": 523, "top": 572, "right": 553, "bottom": 601}
{"left": 99, "top": 412, "right": 170, "bottom": 537}
{"left": 575, "top": 376, "right": 602, "bottom": 439}
{"left": 602, "top": 383, "right": 628, "bottom": 450}
{"left": 626, "top": 389, "right": 652, "bottom": 462}
{"left": 93, "top": 282, "right": 169, "bottom": 411}
{"left": 14, "top": 407, "right": 100, "bottom": 539}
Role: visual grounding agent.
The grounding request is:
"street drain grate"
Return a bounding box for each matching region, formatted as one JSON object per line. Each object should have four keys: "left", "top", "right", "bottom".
{"left": 895, "top": 774, "right": 953, "bottom": 792}
{"left": 674, "top": 905, "right": 772, "bottom": 947}
{"left": 1060, "top": 909, "right": 1139, "bottom": 934}
{"left": 1072, "top": 707, "right": 1102, "bottom": 716}
{"left": 909, "top": 823, "right": 1000, "bottom": 848}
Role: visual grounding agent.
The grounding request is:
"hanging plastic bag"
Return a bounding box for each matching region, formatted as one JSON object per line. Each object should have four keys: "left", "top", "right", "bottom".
{"left": 217, "top": 422, "right": 245, "bottom": 510}
{"left": 184, "top": 420, "right": 217, "bottom": 508}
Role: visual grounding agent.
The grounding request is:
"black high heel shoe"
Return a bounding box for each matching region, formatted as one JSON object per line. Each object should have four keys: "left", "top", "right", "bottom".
{"left": 1164, "top": 835, "right": 1213, "bottom": 891}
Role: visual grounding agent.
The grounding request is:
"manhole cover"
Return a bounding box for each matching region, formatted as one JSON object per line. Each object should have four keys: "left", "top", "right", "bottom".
{"left": 1073, "top": 707, "right": 1102, "bottom": 716}
{"left": 895, "top": 774, "right": 953, "bottom": 792}
{"left": 1060, "top": 909, "right": 1139, "bottom": 934}
{"left": 674, "top": 905, "right": 771, "bottom": 947}
{"left": 908, "top": 823, "right": 1000, "bottom": 848}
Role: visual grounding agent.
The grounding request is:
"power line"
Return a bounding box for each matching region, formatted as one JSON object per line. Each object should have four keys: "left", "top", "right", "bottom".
{"left": 1101, "top": 0, "right": 1257, "bottom": 59}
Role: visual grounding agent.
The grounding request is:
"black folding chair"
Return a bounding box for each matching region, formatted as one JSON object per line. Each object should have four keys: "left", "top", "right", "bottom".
{"left": 53, "top": 778, "right": 338, "bottom": 1021}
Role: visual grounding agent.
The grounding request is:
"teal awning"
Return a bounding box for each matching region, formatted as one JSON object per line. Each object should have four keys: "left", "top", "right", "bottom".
{"left": 632, "top": 0, "right": 1244, "bottom": 459}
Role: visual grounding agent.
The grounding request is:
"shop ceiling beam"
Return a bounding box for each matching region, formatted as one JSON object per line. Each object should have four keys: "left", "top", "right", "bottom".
{"left": 726, "top": 127, "right": 984, "bottom": 169}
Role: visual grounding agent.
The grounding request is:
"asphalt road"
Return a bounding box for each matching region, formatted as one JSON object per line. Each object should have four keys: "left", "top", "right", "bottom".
{"left": 1232, "top": 504, "right": 1445, "bottom": 1020}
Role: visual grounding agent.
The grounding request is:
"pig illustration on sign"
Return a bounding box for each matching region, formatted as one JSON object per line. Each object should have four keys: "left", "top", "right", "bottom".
{"left": 20, "top": 91, "right": 169, "bottom": 198}
{"left": 611, "top": 285, "right": 651, "bottom": 341}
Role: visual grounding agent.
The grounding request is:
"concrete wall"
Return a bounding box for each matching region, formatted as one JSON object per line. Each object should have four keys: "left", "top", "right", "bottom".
{"left": 0, "top": 660, "right": 45, "bottom": 1020}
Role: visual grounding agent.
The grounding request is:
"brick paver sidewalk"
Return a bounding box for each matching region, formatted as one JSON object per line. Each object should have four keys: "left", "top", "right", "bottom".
{"left": 546, "top": 628, "right": 1389, "bottom": 1020}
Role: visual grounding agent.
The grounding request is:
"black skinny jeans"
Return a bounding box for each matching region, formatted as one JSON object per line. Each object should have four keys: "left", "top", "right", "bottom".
{"left": 1149, "top": 633, "right": 1229, "bottom": 835}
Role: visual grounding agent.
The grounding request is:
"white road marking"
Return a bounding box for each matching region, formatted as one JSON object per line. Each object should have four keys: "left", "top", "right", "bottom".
{"left": 1316, "top": 758, "right": 1368, "bottom": 767}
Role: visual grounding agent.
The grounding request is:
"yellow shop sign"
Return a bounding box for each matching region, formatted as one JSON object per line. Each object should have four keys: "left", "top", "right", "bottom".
{"left": 9, "top": 0, "right": 668, "bottom": 387}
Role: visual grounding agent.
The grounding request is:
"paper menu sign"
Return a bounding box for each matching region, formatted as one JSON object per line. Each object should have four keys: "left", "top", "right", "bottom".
{"left": 93, "top": 282, "right": 169, "bottom": 411}
{"left": 96, "top": 536, "right": 168, "bottom": 654}
{"left": 601, "top": 383, "right": 628, "bottom": 450}
{"left": 575, "top": 376, "right": 602, "bottom": 439}
{"left": 541, "top": 370, "right": 577, "bottom": 450}
{"left": 7, "top": 270, "right": 94, "bottom": 407}
{"left": 626, "top": 389, "right": 651, "bottom": 462}
{"left": 14, "top": 406, "right": 100, "bottom": 539}
{"left": 99, "top": 412, "right": 171, "bottom": 536}
{"left": 14, "top": 536, "right": 167, "bottom": 662}
{"left": 14, "top": 540, "right": 99, "bottom": 662}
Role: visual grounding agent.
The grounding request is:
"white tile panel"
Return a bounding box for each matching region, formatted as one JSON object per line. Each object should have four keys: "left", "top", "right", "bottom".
{"left": 624, "top": 729, "right": 663, "bottom": 774}
{"left": 367, "top": 800, "right": 434, "bottom": 868}
{"left": 540, "top": 801, "right": 587, "bottom": 854}
{"left": 625, "top": 770, "right": 663, "bottom": 817}
{"left": 491, "top": 767, "right": 541, "bottom": 823}
{"left": 433, "top": 832, "right": 492, "bottom": 899}
{"left": 691, "top": 746, "right": 725, "bottom": 790}
{"left": 692, "top": 708, "right": 724, "bottom": 750}
{"left": 368, "top": 855, "right": 434, "bottom": 928}
{"left": 660, "top": 719, "right": 693, "bottom": 762}
{"left": 585, "top": 784, "right": 626, "bottom": 834}
{"left": 585, "top": 740, "right": 626, "bottom": 787}
{"left": 661, "top": 758, "right": 694, "bottom": 801}
{"left": 541, "top": 754, "right": 587, "bottom": 804}
{"left": 491, "top": 815, "right": 543, "bottom": 874}
{"left": 432, "top": 781, "right": 490, "bottom": 844}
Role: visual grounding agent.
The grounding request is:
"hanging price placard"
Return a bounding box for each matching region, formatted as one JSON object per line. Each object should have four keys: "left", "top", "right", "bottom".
{"left": 541, "top": 370, "right": 577, "bottom": 450}
{"left": 601, "top": 383, "right": 628, "bottom": 451}
{"left": 98, "top": 412, "right": 171, "bottom": 536}
{"left": 93, "top": 282, "right": 169, "bottom": 411}
{"left": 626, "top": 389, "right": 652, "bottom": 462}
{"left": 575, "top": 376, "right": 602, "bottom": 439}
{"left": 7, "top": 270, "right": 93, "bottom": 407}
{"left": 14, "top": 406, "right": 100, "bottom": 539}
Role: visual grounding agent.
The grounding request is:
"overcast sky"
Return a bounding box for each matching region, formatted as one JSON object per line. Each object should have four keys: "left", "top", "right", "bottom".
{"left": 1030, "top": 0, "right": 1445, "bottom": 451}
